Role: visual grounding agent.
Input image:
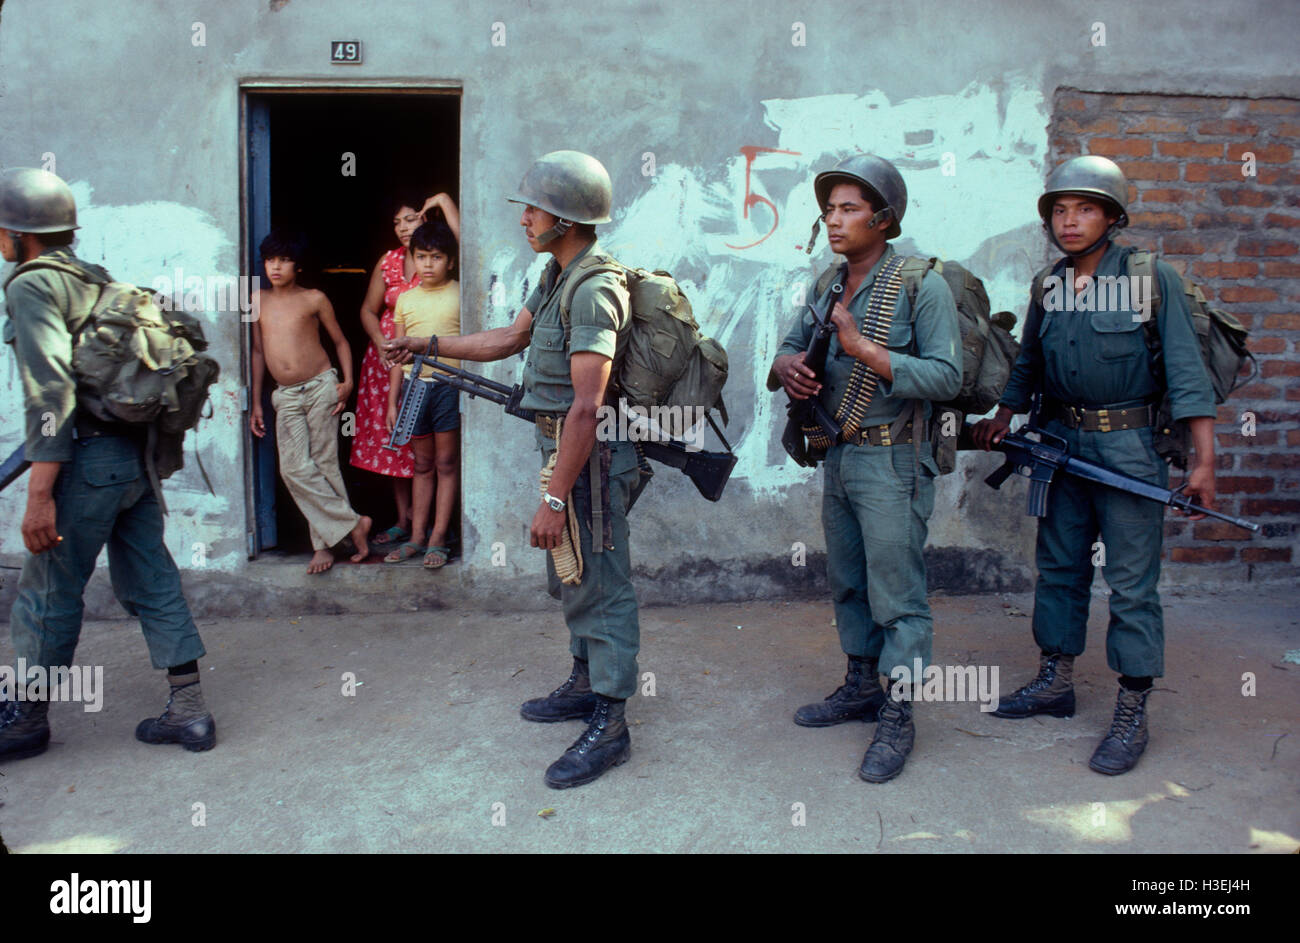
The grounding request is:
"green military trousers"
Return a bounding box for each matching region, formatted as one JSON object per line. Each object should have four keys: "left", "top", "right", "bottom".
{"left": 542, "top": 434, "right": 641, "bottom": 700}
{"left": 1031, "top": 420, "right": 1168, "bottom": 677}
{"left": 822, "top": 440, "right": 937, "bottom": 679}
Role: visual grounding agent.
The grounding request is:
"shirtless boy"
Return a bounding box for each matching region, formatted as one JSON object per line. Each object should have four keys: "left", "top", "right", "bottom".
{"left": 249, "top": 231, "right": 371, "bottom": 573}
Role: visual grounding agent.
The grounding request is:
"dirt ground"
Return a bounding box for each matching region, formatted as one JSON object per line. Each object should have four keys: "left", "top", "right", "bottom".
{"left": 0, "top": 590, "right": 1296, "bottom": 854}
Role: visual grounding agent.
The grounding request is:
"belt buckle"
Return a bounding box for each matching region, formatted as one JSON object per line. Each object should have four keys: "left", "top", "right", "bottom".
{"left": 1066, "top": 405, "right": 1082, "bottom": 428}
{"left": 1097, "top": 408, "right": 1111, "bottom": 433}
{"left": 879, "top": 425, "right": 892, "bottom": 447}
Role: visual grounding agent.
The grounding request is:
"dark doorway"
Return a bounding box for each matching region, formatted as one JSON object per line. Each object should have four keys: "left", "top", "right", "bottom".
{"left": 244, "top": 88, "right": 460, "bottom": 556}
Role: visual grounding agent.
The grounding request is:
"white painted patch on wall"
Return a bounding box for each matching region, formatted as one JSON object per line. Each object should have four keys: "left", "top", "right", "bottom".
{"left": 485, "top": 81, "right": 1048, "bottom": 500}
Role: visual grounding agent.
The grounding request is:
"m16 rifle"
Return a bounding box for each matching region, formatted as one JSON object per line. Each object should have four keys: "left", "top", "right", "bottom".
{"left": 965, "top": 424, "right": 1258, "bottom": 533}
{"left": 418, "top": 359, "right": 737, "bottom": 502}
{"left": 780, "top": 264, "right": 845, "bottom": 467}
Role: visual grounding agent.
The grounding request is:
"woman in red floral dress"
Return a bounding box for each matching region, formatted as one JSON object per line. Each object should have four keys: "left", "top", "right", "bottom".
{"left": 350, "top": 192, "right": 461, "bottom": 547}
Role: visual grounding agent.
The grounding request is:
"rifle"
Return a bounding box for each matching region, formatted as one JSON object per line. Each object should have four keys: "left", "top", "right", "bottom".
{"left": 780, "top": 265, "right": 845, "bottom": 467}
{"left": 383, "top": 336, "right": 437, "bottom": 450}
{"left": 419, "top": 359, "right": 737, "bottom": 502}
{"left": 0, "top": 443, "right": 30, "bottom": 493}
{"left": 965, "top": 424, "right": 1259, "bottom": 533}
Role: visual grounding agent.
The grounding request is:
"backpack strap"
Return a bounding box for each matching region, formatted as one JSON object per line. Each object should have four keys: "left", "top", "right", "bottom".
{"left": 3, "top": 256, "right": 105, "bottom": 290}
{"left": 898, "top": 256, "right": 939, "bottom": 313}
{"left": 813, "top": 264, "right": 840, "bottom": 302}
{"left": 1029, "top": 262, "right": 1059, "bottom": 314}
{"left": 1125, "top": 249, "right": 1168, "bottom": 386}
{"left": 556, "top": 253, "right": 626, "bottom": 347}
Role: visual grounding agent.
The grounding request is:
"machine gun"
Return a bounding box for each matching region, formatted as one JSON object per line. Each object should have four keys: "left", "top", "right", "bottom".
{"left": 965, "top": 424, "right": 1258, "bottom": 533}
{"left": 419, "top": 360, "right": 737, "bottom": 502}
{"left": 384, "top": 336, "right": 438, "bottom": 450}
{"left": 780, "top": 264, "right": 845, "bottom": 467}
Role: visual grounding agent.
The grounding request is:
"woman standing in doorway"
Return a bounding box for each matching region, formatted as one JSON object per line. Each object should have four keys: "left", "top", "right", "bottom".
{"left": 349, "top": 192, "right": 461, "bottom": 547}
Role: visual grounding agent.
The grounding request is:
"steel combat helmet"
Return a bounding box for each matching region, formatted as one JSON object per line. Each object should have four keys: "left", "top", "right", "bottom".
{"left": 509, "top": 151, "right": 612, "bottom": 246}
{"left": 1038, "top": 155, "right": 1129, "bottom": 256}
{"left": 0, "top": 167, "right": 79, "bottom": 233}
{"left": 813, "top": 154, "right": 907, "bottom": 241}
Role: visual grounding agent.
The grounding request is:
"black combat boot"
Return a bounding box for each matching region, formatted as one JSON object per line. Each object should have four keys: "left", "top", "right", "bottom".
{"left": 520, "top": 656, "right": 597, "bottom": 723}
{"left": 0, "top": 694, "right": 51, "bottom": 762}
{"left": 793, "top": 654, "right": 886, "bottom": 727}
{"left": 858, "top": 694, "right": 915, "bottom": 783}
{"left": 135, "top": 672, "right": 216, "bottom": 752}
{"left": 992, "top": 652, "right": 1076, "bottom": 718}
{"left": 543, "top": 695, "right": 631, "bottom": 789}
{"left": 1088, "top": 684, "right": 1150, "bottom": 775}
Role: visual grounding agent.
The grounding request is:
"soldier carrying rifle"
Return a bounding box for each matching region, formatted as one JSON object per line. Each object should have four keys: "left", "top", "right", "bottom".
{"left": 385, "top": 151, "right": 640, "bottom": 789}
{"left": 972, "top": 156, "right": 1217, "bottom": 775}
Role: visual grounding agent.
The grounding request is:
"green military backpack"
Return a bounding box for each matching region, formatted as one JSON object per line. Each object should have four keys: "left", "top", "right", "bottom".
{"left": 4, "top": 257, "right": 220, "bottom": 502}
{"left": 559, "top": 253, "right": 729, "bottom": 441}
{"left": 1127, "top": 250, "right": 1255, "bottom": 469}
{"left": 1029, "top": 249, "right": 1256, "bottom": 469}
{"left": 812, "top": 256, "right": 1020, "bottom": 473}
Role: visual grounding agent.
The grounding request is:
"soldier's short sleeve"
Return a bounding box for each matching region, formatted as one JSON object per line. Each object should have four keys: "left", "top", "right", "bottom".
{"left": 566, "top": 274, "right": 627, "bottom": 360}
{"left": 6, "top": 271, "right": 78, "bottom": 462}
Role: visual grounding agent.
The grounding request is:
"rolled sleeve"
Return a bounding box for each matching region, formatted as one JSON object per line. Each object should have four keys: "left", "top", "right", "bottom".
{"left": 566, "top": 277, "right": 625, "bottom": 360}
{"left": 879, "top": 269, "right": 961, "bottom": 403}
{"left": 1155, "top": 261, "right": 1215, "bottom": 421}
{"left": 7, "top": 272, "right": 77, "bottom": 461}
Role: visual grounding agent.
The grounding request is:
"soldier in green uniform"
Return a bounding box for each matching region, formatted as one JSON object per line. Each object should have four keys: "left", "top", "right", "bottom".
{"left": 770, "top": 155, "right": 961, "bottom": 783}
{"left": 0, "top": 168, "right": 216, "bottom": 760}
{"left": 386, "top": 151, "right": 639, "bottom": 789}
{"left": 973, "top": 155, "right": 1217, "bottom": 775}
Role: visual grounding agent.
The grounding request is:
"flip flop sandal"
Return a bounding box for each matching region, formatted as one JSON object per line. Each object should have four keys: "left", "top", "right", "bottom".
{"left": 423, "top": 546, "right": 451, "bottom": 570}
{"left": 383, "top": 541, "right": 425, "bottom": 563}
{"left": 372, "top": 525, "right": 411, "bottom": 547}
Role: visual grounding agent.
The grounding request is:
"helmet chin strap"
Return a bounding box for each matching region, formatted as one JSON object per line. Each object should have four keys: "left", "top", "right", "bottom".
{"left": 805, "top": 208, "right": 892, "bottom": 255}
{"left": 535, "top": 218, "right": 573, "bottom": 247}
{"left": 1045, "top": 219, "right": 1123, "bottom": 259}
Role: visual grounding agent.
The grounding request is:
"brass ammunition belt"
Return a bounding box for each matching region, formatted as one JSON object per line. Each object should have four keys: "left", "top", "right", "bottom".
{"left": 846, "top": 419, "right": 915, "bottom": 447}
{"left": 802, "top": 255, "right": 906, "bottom": 451}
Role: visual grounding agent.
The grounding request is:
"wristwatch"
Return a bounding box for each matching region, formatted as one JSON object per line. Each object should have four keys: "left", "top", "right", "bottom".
{"left": 543, "top": 492, "right": 566, "bottom": 513}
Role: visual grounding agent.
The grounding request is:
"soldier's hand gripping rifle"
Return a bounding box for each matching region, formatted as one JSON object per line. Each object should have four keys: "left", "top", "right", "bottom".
{"left": 964, "top": 424, "right": 1259, "bottom": 533}
{"left": 418, "top": 359, "right": 737, "bottom": 502}
{"left": 780, "top": 265, "right": 844, "bottom": 468}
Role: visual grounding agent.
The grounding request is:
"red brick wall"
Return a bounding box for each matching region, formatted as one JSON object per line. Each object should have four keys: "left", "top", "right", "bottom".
{"left": 1049, "top": 90, "right": 1298, "bottom": 583}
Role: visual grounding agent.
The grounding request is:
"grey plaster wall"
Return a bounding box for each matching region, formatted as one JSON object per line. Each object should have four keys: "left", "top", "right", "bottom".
{"left": 1, "top": 0, "right": 1295, "bottom": 615}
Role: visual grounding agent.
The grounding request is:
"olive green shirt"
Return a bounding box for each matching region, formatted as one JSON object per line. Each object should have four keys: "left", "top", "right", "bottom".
{"left": 519, "top": 240, "right": 631, "bottom": 414}
{"left": 772, "top": 245, "right": 962, "bottom": 427}
{"left": 1000, "top": 241, "right": 1215, "bottom": 419}
{"left": 3, "top": 248, "right": 109, "bottom": 462}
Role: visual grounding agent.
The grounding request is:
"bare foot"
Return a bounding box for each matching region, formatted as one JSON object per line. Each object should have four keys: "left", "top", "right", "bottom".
{"left": 308, "top": 549, "right": 335, "bottom": 574}
{"left": 349, "top": 516, "right": 372, "bottom": 563}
